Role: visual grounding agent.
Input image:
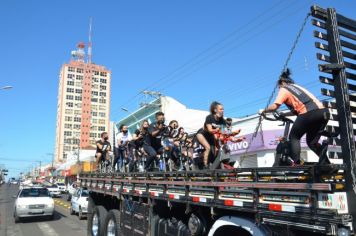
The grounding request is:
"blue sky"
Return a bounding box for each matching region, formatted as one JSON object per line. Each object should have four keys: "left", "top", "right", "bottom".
{"left": 0, "top": 0, "right": 355, "bottom": 178}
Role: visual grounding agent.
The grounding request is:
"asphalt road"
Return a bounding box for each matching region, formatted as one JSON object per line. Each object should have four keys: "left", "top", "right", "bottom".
{"left": 0, "top": 184, "right": 87, "bottom": 236}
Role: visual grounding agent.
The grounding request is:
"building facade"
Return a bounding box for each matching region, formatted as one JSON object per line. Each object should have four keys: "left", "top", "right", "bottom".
{"left": 117, "top": 96, "right": 209, "bottom": 136}
{"left": 54, "top": 43, "right": 111, "bottom": 163}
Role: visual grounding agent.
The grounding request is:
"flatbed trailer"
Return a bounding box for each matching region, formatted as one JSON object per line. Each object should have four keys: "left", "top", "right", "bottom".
{"left": 81, "top": 166, "right": 352, "bottom": 235}
{"left": 80, "top": 5, "right": 356, "bottom": 236}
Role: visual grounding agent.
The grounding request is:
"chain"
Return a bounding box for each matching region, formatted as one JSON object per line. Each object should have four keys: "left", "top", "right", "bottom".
{"left": 239, "top": 12, "right": 310, "bottom": 167}
{"left": 283, "top": 13, "right": 311, "bottom": 71}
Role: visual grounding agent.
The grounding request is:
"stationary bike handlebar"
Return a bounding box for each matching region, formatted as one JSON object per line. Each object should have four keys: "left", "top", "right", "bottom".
{"left": 261, "top": 111, "right": 294, "bottom": 124}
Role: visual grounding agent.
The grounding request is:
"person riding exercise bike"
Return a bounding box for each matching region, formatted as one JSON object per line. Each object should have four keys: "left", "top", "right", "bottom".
{"left": 259, "top": 68, "right": 330, "bottom": 166}
{"left": 95, "top": 132, "right": 112, "bottom": 171}
{"left": 196, "top": 101, "right": 227, "bottom": 169}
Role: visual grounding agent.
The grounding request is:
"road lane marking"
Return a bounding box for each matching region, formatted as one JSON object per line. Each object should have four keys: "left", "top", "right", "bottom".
{"left": 37, "top": 222, "right": 59, "bottom": 236}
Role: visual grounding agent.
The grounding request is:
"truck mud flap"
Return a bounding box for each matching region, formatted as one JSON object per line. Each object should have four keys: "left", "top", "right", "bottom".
{"left": 121, "top": 200, "right": 149, "bottom": 236}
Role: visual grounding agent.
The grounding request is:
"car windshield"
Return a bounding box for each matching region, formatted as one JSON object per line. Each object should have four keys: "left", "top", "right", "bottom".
{"left": 47, "top": 184, "right": 58, "bottom": 188}
{"left": 19, "top": 188, "right": 50, "bottom": 198}
{"left": 56, "top": 183, "right": 65, "bottom": 186}
{"left": 82, "top": 190, "right": 89, "bottom": 197}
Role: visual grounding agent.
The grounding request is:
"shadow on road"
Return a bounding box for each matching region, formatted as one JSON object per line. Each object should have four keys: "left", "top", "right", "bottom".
{"left": 17, "top": 210, "right": 66, "bottom": 224}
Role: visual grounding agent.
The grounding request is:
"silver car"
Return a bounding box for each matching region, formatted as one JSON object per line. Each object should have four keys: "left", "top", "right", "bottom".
{"left": 13, "top": 187, "right": 54, "bottom": 223}
{"left": 70, "top": 188, "right": 89, "bottom": 220}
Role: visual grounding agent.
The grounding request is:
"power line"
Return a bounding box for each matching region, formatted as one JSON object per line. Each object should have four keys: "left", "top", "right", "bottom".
{"left": 110, "top": 0, "right": 300, "bottom": 118}
{"left": 155, "top": 1, "right": 311, "bottom": 93}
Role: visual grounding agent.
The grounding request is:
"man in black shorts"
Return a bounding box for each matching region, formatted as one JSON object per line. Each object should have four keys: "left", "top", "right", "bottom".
{"left": 95, "top": 132, "right": 112, "bottom": 169}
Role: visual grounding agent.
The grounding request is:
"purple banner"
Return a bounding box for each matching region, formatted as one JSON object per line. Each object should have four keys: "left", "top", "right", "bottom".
{"left": 228, "top": 129, "right": 310, "bottom": 155}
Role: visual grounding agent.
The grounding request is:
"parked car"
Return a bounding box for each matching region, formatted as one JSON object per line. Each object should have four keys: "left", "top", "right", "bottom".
{"left": 46, "top": 184, "right": 61, "bottom": 198}
{"left": 66, "top": 183, "right": 78, "bottom": 201}
{"left": 70, "top": 188, "right": 89, "bottom": 220}
{"left": 13, "top": 187, "right": 54, "bottom": 223}
{"left": 55, "top": 182, "right": 66, "bottom": 193}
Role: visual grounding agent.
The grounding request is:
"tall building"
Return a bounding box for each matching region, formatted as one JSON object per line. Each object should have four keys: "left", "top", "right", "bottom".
{"left": 54, "top": 42, "right": 111, "bottom": 163}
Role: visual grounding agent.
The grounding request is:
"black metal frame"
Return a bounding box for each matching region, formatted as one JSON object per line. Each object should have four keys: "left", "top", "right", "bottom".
{"left": 312, "top": 5, "right": 356, "bottom": 230}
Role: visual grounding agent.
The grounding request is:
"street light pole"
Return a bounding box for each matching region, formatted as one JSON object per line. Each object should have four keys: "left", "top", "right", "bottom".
{"left": 121, "top": 107, "right": 139, "bottom": 122}
{"left": 1, "top": 86, "right": 13, "bottom": 90}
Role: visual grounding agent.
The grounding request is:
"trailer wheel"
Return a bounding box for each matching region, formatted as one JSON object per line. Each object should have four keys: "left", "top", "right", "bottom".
{"left": 103, "top": 209, "right": 122, "bottom": 236}
{"left": 88, "top": 205, "right": 107, "bottom": 236}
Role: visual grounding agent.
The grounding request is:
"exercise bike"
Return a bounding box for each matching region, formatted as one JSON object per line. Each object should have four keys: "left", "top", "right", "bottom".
{"left": 261, "top": 111, "right": 334, "bottom": 167}
{"left": 190, "top": 129, "right": 244, "bottom": 170}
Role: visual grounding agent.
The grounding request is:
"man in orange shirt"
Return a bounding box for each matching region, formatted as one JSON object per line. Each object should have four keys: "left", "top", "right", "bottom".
{"left": 260, "top": 69, "right": 330, "bottom": 165}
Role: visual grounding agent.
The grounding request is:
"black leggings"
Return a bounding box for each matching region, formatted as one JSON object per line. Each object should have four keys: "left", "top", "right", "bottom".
{"left": 289, "top": 108, "right": 329, "bottom": 162}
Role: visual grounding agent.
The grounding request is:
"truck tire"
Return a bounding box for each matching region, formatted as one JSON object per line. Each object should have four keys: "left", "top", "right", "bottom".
{"left": 87, "top": 196, "right": 95, "bottom": 235}
{"left": 103, "top": 209, "right": 122, "bottom": 236}
{"left": 88, "top": 205, "right": 107, "bottom": 236}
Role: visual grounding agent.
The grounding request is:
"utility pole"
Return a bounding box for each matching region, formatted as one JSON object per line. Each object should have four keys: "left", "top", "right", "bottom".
{"left": 76, "top": 137, "right": 81, "bottom": 183}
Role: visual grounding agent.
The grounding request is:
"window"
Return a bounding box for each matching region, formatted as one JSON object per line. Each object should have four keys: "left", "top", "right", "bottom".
{"left": 91, "top": 126, "right": 97, "bottom": 131}
{"left": 66, "top": 95, "right": 74, "bottom": 100}
{"left": 100, "top": 72, "right": 107, "bottom": 77}
{"left": 67, "top": 88, "right": 74, "bottom": 93}
{"left": 100, "top": 85, "right": 107, "bottom": 90}
{"left": 92, "top": 119, "right": 97, "bottom": 124}
{"left": 65, "top": 109, "right": 73, "bottom": 114}
{"left": 91, "top": 98, "right": 98, "bottom": 103}
{"left": 74, "top": 117, "right": 81, "bottom": 122}
{"left": 73, "top": 139, "right": 80, "bottom": 145}
{"left": 92, "top": 84, "right": 99, "bottom": 90}
{"left": 98, "top": 119, "right": 105, "bottom": 125}
{"left": 64, "top": 138, "right": 72, "bottom": 144}
{"left": 99, "top": 112, "right": 106, "bottom": 117}
{"left": 64, "top": 146, "right": 71, "bottom": 151}
{"left": 64, "top": 124, "right": 72, "bottom": 129}
{"left": 67, "top": 74, "right": 74, "bottom": 79}
{"left": 64, "top": 131, "right": 72, "bottom": 136}
{"left": 99, "top": 98, "right": 106, "bottom": 104}
{"left": 94, "top": 71, "right": 99, "bottom": 75}
{"left": 90, "top": 133, "right": 96, "bottom": 138}
{"left": 76, "top": 75, "right": 83, "bottom": 80}
{"left": 75, "top": 82, "right": 82, "bottom": 87}
{"left": 92, "top": 77, "right": 99, "bottom": 83}
{"left": 98, "top": 126, "right": 106, "bottom": 131}
{"left": 68, "top": 67, "right": 75, "bottom": 72}
{"left": 74, "top": 124, "right": 81, "bottom": 130}
{"left": 91, "top": 105, "right": 98, "bottom": 110}
{"left": 91, "top": 111, "right": 98, "bottom": 117}
{"left": 75, "top": 96, "right": 82, "bottom": 101}
{"left": 99, "top": 92, "right": 106, "bottom": 97}
{"left": 75, "top": 103, "right": 82, "bottom": 108}
{"left": 65, "top": 116, "right": 72, "bottom": 122}
{"left": 92, "top": 91, "right": 98, "bottom": 96}
{"left": 77, "top": 68, "right": 84, "bottom": 73}
{"left": 67, "top": 81, "right": 74, "bottom": 86}
{"left": 99, "top": 105, "right": 106, "bottom": 111}
{"left": 75, "top": 89, "right": 82, "bottom": 94}
{"left": 100, "top": 78, "right": 106, "bottom": 84}
{"left": 74, "top": 110, "right": 81, "bottom": 115}
{"left": 66, "top": 102, "right": 73, "bottom": 107}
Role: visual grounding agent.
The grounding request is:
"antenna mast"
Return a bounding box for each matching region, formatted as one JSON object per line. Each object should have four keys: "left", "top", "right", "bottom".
{"left": 88, "top": 17, "right": 93, "bottom": 64}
